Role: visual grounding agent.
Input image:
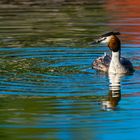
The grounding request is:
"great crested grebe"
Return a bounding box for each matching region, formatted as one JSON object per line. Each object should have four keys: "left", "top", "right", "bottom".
{"left": 92, "top": 32, "right": 134, "bottom": 74}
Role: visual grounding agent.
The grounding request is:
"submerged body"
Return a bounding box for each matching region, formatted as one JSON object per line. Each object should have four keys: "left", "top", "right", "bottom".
{"left": 92, "top": 32, "right": 134, "bottom": 74}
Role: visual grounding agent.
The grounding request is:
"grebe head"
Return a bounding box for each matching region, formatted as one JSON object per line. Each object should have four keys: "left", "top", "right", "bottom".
{"left": 93, "top": 32, "right": 121, "bottom": 52}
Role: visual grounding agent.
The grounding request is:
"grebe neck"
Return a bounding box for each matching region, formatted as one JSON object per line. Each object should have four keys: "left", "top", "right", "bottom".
{"left": 111, "top": 50, "right": 121, "bottom": 64}
{"left": 108, "top": 50, "right": 122, "bottom": 74}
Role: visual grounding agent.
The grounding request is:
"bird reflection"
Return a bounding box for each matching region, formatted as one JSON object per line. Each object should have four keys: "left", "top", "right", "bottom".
{"left": 102, "top": 74, "right": 123, "bottom": 111}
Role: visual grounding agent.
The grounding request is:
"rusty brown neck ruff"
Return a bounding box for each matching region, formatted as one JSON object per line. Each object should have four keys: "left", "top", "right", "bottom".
{"left": 108, "top": 35, "right": 121, "bottom": 53}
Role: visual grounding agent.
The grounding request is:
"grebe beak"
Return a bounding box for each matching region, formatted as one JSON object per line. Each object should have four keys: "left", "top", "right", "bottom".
{"left": 90, "top": 37, "right": 106, "bottom": 45}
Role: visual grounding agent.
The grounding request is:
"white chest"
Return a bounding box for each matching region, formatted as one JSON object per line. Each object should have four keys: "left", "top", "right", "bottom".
{"left": 108, "top": 51, "right": 126, "bottom": 74}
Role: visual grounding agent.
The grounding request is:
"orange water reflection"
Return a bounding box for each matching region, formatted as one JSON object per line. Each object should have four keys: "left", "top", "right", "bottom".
{"left": 105, "top": 0, "right": 140, "bottom": 44}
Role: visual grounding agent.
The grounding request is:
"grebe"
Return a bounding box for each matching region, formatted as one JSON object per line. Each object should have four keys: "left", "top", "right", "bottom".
{"left": 92, "top": 32, "right": 134, "bottom": 74}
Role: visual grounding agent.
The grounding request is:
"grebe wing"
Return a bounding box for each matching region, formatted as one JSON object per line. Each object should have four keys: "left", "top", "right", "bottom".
{"left": 120, "top": 57, "right": 134, "bottom": 71}
{"left": 93, "top": 53, "right": 111, "bottom": 72}
{"left": 120, "top": 57, "right": 132, "bottom": 65}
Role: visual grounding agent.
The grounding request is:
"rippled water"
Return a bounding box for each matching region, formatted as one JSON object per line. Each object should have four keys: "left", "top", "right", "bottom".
{"left": 0, "top": 0, "right": 140, "bottom": 140}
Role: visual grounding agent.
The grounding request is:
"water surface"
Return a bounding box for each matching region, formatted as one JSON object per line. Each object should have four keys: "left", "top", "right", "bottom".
{"left": 0, "top": 0, "right": 140, "bottom": 140}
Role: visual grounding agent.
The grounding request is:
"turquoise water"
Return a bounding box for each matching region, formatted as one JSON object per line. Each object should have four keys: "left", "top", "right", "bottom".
{"left": 0, "top": 0, "right": 140, "bottom": 140}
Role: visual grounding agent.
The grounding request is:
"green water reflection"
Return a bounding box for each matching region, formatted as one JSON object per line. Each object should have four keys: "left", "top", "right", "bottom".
{"left": 0, "top": 95, "right": 103, "bottom": 140}
{"left": 0, "top": 0, "right": 108, "bottom": 48}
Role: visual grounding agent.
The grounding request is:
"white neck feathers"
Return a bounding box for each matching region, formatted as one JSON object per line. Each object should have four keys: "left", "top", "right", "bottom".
{"left": 111, "top": 51, "right": 120, "bottom": 64}
{"left": 109, "top": 51, "right": 124, "bottom": 74}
